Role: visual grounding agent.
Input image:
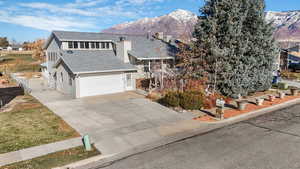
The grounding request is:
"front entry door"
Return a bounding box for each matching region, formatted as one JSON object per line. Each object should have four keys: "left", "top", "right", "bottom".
{"left": 125, "top": 73, "right": 133, "bottom": 90}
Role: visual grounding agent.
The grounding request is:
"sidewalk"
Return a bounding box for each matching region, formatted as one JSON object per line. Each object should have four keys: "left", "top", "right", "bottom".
{"left": 0, "top": 137, "right": 82, "bottom": 166}
{"left": 57, "top": 97, "right": 300, "bottom": 169}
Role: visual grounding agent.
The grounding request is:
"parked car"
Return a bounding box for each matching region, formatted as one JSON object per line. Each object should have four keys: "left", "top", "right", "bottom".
{"left": 288, "top": 63, "right": 300, "bottom": 72}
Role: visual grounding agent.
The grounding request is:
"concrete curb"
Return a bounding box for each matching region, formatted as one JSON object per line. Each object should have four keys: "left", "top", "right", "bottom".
{"left": 55, "top": 98, "right": 300, "bottom": 169}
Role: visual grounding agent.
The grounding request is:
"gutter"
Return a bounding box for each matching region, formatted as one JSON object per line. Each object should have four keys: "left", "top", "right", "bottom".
{"left": 73, "top": 68, "right": 138, "bottom": 75}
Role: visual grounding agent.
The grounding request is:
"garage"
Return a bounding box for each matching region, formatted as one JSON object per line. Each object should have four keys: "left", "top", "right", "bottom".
{"left": 78, "top": 73, "right": 125, "bottom": 97}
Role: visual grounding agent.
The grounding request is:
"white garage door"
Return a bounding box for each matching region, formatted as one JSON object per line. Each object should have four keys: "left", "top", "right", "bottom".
{"left": 79, "top": 73, "right": 125, "bottom": 97}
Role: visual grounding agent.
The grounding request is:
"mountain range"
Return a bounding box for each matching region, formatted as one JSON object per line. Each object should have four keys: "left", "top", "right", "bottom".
{"left": 102, "top": 9, "right": 300, "bottom": 47}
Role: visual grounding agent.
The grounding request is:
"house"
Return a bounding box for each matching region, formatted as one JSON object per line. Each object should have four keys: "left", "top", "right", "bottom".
{"left": 42, "top": 31, "right": 177, "bottom": 98}
{"left": 7, "top": 44, "right": 23, "bottom": 51}
{"left": 280, "top": 45, "right": 300, "bottom": 69}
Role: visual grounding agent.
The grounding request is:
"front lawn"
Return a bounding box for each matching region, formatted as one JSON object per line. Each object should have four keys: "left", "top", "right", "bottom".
{"left": 0, "top": 145, "right": 100, "bottom": 169}
{"left": 0, "top": 95, "right": 79, "bottom": 154}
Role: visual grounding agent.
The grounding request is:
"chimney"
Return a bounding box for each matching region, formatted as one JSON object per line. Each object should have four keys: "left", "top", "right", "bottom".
{"left": 163, "top": 35, "right": 172, "bottom": 43}
{"left": 147, "top": 31, "right": 151, "bottom": 39}
{"left": 156, "top": 32, "right": 164, "bottom": 40}
{"left": 116, "top": 37, "right": 131, "bottom": 63}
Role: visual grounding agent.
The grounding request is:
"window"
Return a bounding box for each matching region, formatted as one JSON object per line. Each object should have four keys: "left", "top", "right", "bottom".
{"left": 74, "top": 42, "right": 78, "bottom": 49}
{"left": 91, "top": 42, "right": 95, "bottom": 49}
{"left": 85, "top": 42, "right": 89, "bottom": 49}
{"left": 48, "top": 52, "right": 50, "bottom": 61}
{"left": 61, "top": 72, "right": 63, "bottom": 82}
{"left": 96, "top": 42, "right": 100, "bottom": 49}
{"left": 80, "top": 42, "right": 85, "bottom": 49}
{"left": 106, "top": 42, "right": 110, "bottom": 49}
{"left": 68, "top": 42, "right": 73, "bottom": 49}
{"left": 101, "top": 42, "right": 105, "bottom": 49}
{"left": 50, "top": 52, "right": 53, "bottom": 61}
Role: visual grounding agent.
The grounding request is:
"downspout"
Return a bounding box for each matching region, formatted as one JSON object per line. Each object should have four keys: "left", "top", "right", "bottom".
{"left": 75, "top": 74, "right": 80, "bottom": 99}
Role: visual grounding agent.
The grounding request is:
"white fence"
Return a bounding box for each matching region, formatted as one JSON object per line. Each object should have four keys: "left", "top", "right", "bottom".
{"left": 10, "top": 73, "right": 32, "bottom": 93}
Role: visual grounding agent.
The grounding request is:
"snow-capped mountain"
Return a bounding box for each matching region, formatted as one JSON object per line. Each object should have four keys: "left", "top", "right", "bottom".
{"left": 102, "top": 9, "right": 300, "bottom": 43}
{"left": 102, "top": 9, "right": 198, "bottom": 39}
{"left": 266, "top": 11, "right": 300, "bottom": 41}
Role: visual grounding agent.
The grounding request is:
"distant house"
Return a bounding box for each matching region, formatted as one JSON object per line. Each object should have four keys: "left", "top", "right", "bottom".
{"left": 42, "top": 31, "right": 177, "bottom": 98}
{"left": 280, "top": 45, "right": 300, "bottom": 69}
{"left": 7, "top": 44, "right": 23, "bottom": 51}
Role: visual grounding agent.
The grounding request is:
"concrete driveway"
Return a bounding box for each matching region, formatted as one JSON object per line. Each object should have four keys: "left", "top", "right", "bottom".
{"left": 29, "top": 78, "right": 192, "bottom": 155}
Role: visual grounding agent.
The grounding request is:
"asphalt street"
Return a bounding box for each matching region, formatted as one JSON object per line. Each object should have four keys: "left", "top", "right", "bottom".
{"left": 98, "top": 104, "right": 300, "bottom": 169}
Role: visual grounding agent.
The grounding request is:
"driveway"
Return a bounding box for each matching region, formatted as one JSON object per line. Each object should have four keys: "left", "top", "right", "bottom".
{"left": 29, "top": 78, "right": 193, "bottom": 155}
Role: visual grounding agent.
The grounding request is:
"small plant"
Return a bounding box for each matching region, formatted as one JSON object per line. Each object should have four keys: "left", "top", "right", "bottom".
{"left": 162, "top": 91, "right": 180, "bottom": 107}
{"left": 278, "top": 83, "right": 289, "bottom": 90}
{"left": 180, "top": 90, "right": 204, "bottom": 110}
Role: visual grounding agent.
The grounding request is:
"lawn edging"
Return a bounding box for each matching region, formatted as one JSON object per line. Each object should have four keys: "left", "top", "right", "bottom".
{"left": 54, "top": 97, "right": 300, "bottom": 169}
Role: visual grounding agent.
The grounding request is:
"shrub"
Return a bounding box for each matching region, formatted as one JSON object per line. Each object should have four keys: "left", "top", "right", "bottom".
{"left": 162, "top": 91, "right": 180, "bottom": 107}
{"left": 180, "top": 90, "right": 204, "bottom": 110}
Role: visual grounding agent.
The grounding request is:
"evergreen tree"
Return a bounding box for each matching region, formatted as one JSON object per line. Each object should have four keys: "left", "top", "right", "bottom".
{"left": 0, "top": 37, "right": 9, "bottom": 48}
{"left": 193, "top": 0, "right": 279, "bottom": 97}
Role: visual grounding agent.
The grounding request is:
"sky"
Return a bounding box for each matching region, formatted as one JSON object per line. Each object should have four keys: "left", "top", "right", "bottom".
{"left": 0, "top": 0, "right": 298, "bottom": 42}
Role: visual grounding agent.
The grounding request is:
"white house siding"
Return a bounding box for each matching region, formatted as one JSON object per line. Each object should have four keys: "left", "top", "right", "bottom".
{"left": 46, "top": 37, "right": 61, "bottom": 73}
{"left": 46, "top": 37, "right": 61, "bottom": 88}
{"left": 56, "top": 63, "right": 75, "bottom": 97}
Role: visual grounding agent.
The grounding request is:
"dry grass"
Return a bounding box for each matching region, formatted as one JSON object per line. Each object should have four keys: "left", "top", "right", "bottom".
{"left": 0, "top": 53, "right": 41, "bottom": 73}
{"left": 0, "top": 95, "right": 79, "bottom": 154}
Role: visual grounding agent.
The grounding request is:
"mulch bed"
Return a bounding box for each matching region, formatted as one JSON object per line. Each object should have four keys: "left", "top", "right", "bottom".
{"left": 194, "top": 94, "right": 300, "bottom": 122}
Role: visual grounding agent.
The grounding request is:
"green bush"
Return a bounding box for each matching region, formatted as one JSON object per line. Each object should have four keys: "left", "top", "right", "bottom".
{"left": 277, "top": 83, "right": 288, "bottom": 90}
{"left": 162, "top": 91, "right": 180, "bottom": 107}
{"left": 161, "top": 90, "right": 205, "bottom": 110}
{"left": 180, "top": 91, "right": 204, "bottom": 110}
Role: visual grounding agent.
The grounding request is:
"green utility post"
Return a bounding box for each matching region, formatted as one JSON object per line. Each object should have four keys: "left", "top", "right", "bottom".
{"left": 83, "top": 135, "right": 92, "bottom": 151}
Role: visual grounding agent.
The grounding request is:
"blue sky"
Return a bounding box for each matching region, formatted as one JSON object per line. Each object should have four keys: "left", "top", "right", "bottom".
{"left": 0, "top": 0, "right": 298, "bottom": 42}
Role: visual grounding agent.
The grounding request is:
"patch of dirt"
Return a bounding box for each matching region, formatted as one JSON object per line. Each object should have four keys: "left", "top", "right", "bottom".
{"left": 0, "top": 96, "right": 27, "bottom": 113}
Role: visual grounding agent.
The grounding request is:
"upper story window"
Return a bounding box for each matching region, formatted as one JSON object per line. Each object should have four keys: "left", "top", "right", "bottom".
{"left": 96, "top": 42, "right": 100, "bottom": 49}
{"left": 80, "top": 42, "right": 85, "bottom": 49}
{"left": 74, "top": 42, "right": 78, "bottom": 49}
{"left": 85, "top": 42, "right": 90, "bottom": 49}
{"left": 101, "top": 42, "right": 105, "bottom": 49}
{"left": 91, "top": 42, "right": 95, "bottom": 49}
{"left": 63, "top": 41, "right": 111, "bottom": 50}
{"left": 68, "top": 42, "right": 73, "bottom": 49}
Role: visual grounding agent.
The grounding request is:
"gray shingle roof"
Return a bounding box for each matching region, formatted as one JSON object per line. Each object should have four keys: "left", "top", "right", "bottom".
{"left": 57, "top": 50, "right": 137, "bottom": 74}
{"left": 51, "top": 30, "right": 177, "bottom": 60}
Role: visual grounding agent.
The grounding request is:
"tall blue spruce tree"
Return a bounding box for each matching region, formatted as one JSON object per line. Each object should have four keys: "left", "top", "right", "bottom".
{"left": 194, "top": 0, "right": 279, "bottom": 97}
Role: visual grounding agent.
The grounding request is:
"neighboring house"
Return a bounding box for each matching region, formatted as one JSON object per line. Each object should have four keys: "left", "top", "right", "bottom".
{"left": 280, "top": 45, "right": 300, "bottom": 70}
{"left": 7, "top": 44, "right": 23, "bottom": 51}
{"left": 42, "top": 31, "right": 177, "bottom": 98}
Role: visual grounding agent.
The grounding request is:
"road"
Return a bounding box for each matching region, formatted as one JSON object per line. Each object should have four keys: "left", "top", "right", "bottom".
{"left": 97, "top": 104, "right": 300, "bottom": 169}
